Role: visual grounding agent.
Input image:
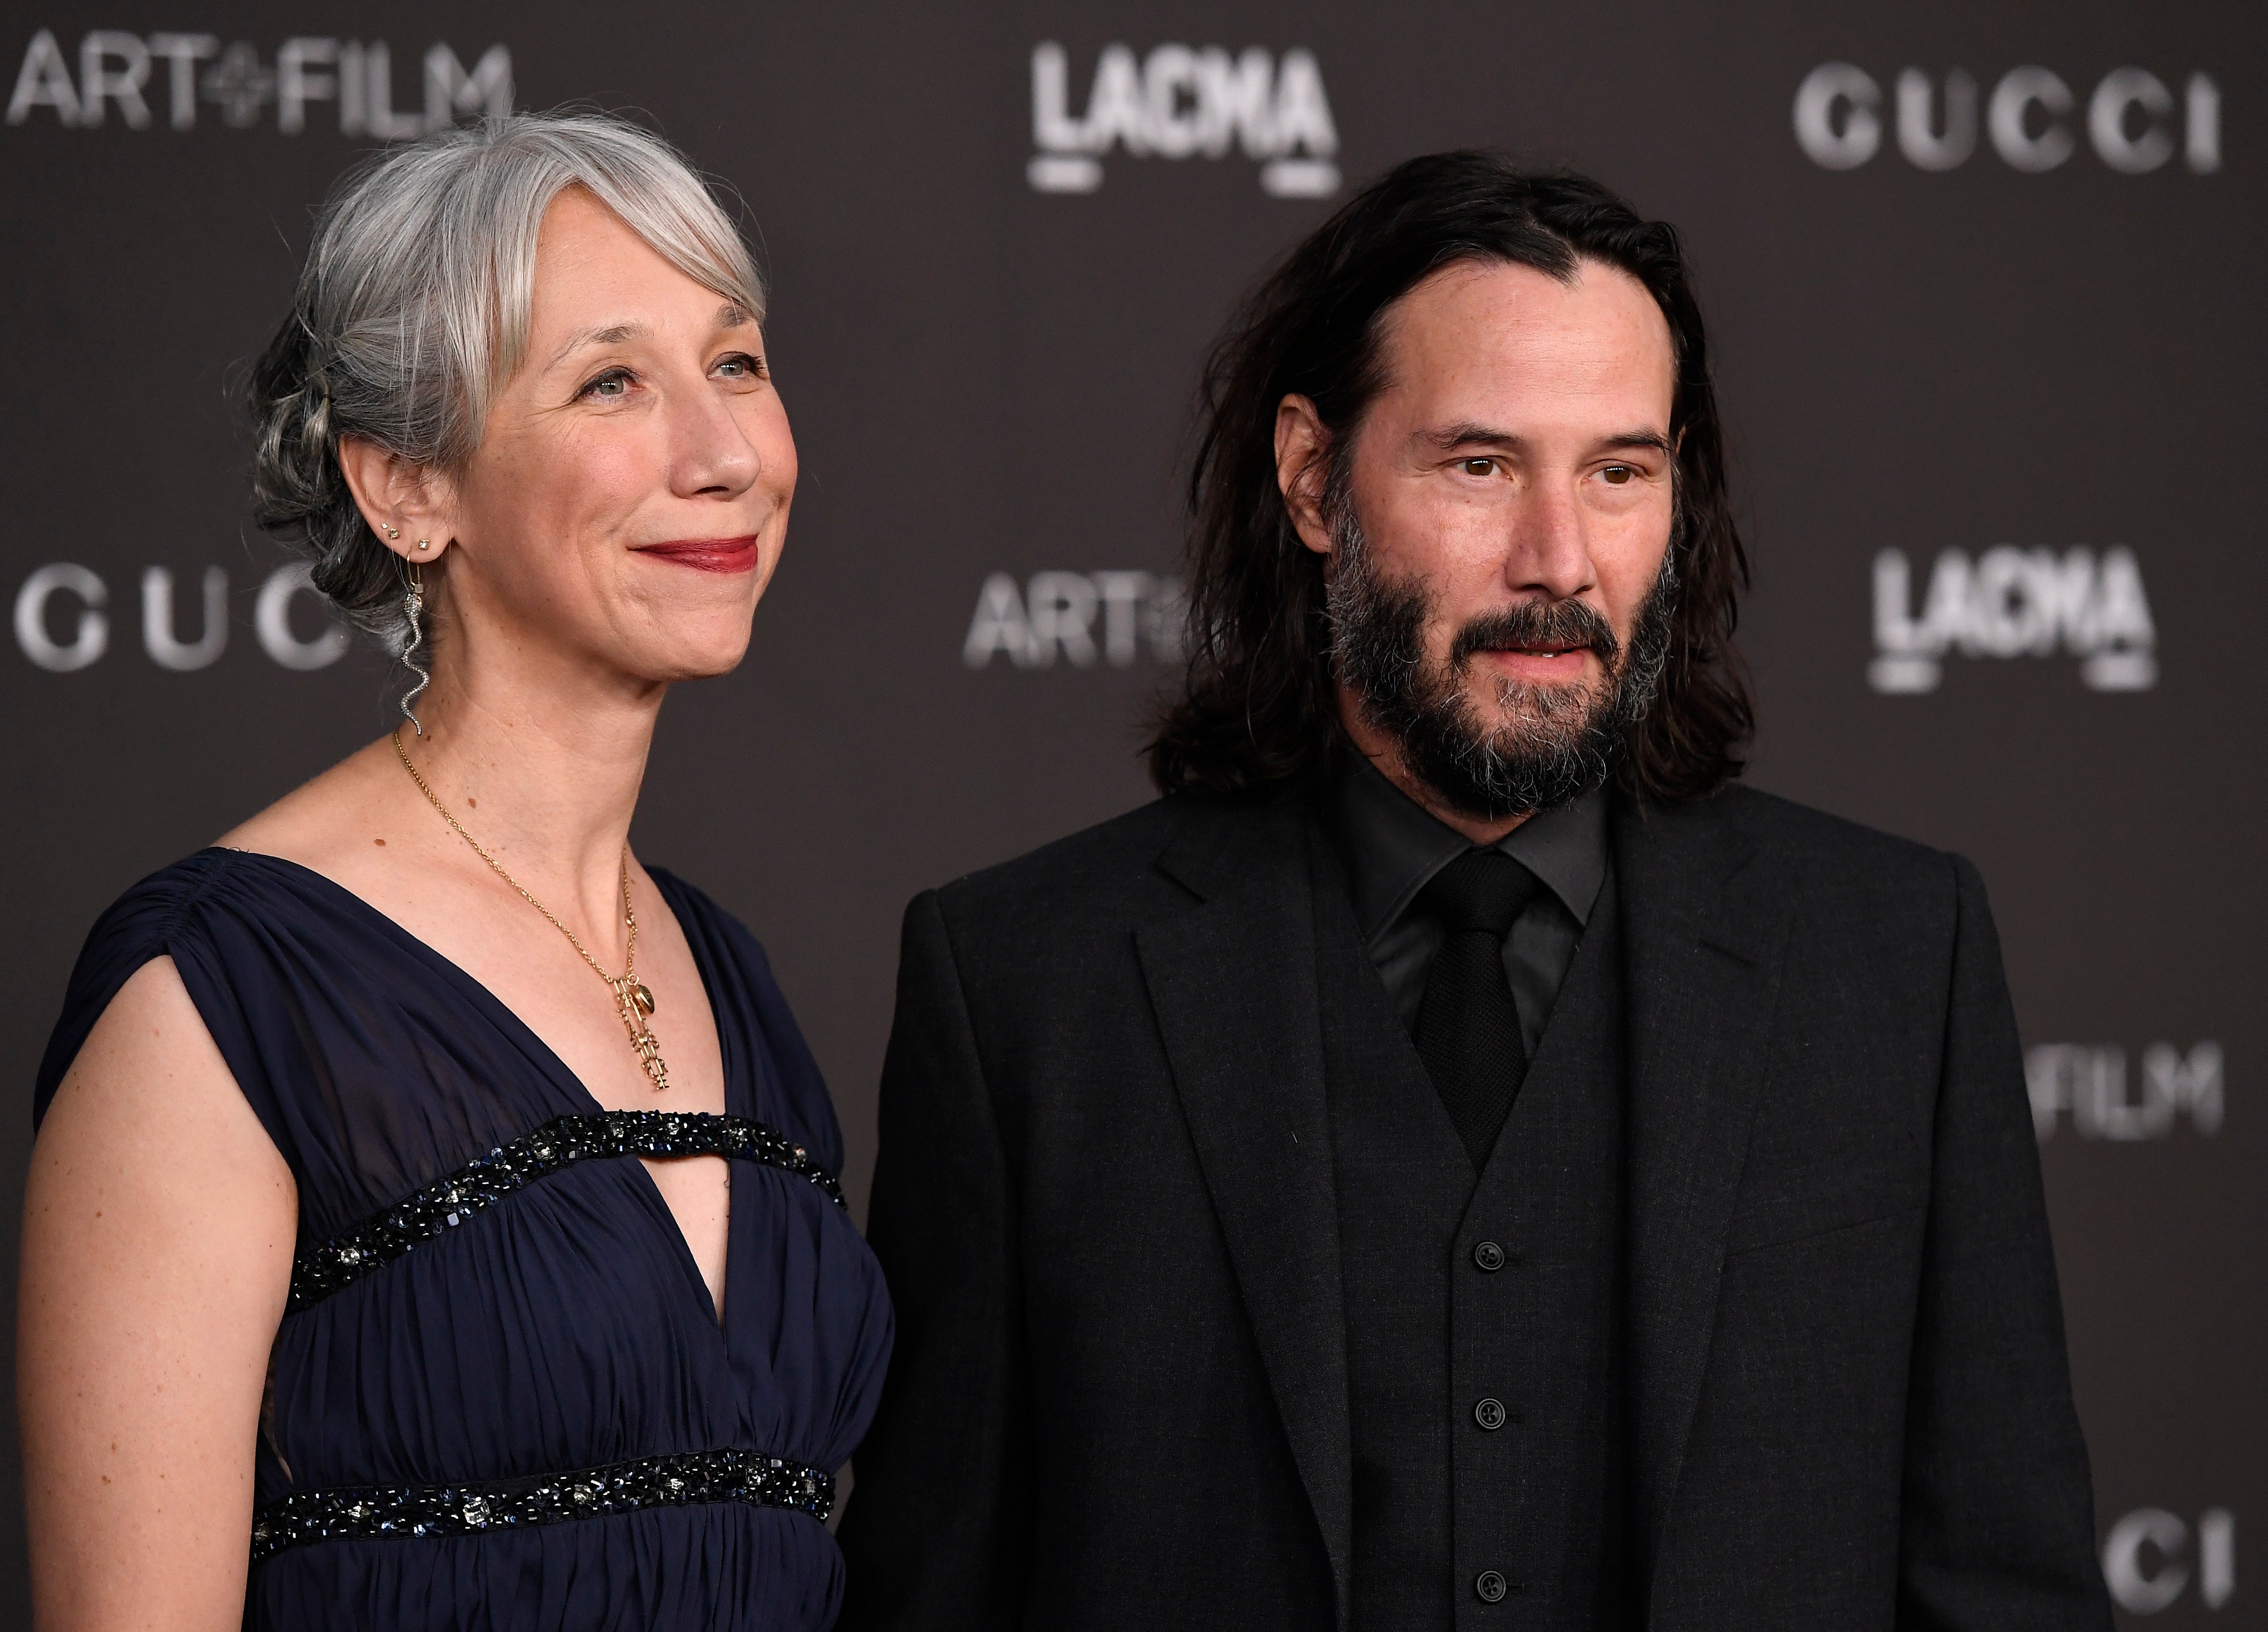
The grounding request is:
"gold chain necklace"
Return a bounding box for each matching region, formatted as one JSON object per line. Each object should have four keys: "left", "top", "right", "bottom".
{"left": 392, "top": 727, "right": 670, "bottom": 1093}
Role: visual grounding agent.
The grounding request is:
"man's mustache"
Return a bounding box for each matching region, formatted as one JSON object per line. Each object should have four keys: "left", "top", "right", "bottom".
{"left": 1449, "top": 598, "right": 1620, "bottom": 671}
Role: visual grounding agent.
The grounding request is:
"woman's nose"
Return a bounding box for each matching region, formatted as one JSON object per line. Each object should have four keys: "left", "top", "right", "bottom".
{"left": 669, "top": 388, "right": 761, "bottom": 499}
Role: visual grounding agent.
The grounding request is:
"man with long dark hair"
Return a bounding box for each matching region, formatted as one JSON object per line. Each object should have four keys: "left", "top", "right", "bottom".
{"left": 841, "top": 154, "right": 2108, "bottom": 1629}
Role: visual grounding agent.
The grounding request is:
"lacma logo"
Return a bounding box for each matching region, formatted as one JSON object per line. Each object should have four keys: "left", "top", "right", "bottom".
{"left": 2027, "top": 1041, "right": 2222, "bottom": 1141}
{"left": 1796, "top": 62, "right": 2219, "bottom": 174}
{"left": 963, "top": 570, "right": 1186, "bottom": 670}
{"left": 7, "top": 28, "right": 509, "bottom": 135}
{"left": 1027, "top": 43, "right": 1339, "bottom": 198}
{"left": 1869, "top": 546, "right": 2155, "bottom": 695}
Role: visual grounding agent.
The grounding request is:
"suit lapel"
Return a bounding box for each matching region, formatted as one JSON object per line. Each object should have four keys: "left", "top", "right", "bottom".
{"left": 1614, "top": 793, "right": 1794, "bottom": 1603}
{"left": 1135, "top": 799, "right": 1353, "bottom": 1627}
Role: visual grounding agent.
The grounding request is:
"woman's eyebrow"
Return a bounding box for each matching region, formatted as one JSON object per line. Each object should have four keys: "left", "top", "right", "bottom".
{"left": 546, "top": 307, "right": 752, "bottom": 371}
{"left": 544, "top": 321, "right": 646, "bottom": 372}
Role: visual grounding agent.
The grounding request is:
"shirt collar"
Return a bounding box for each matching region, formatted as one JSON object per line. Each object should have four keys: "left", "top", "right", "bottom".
{"left": 1324, "top": 747, "right": 1611, "bottom": 946}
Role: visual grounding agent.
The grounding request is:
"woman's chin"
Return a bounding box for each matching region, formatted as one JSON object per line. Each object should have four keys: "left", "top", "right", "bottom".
{"left": 625, "top": 622, "right": 757, "bottom": 684}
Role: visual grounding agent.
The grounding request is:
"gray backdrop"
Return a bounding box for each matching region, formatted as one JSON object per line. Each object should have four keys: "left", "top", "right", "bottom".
{"left": 2, "top": 4, "right": 2258, "bottom": 1625}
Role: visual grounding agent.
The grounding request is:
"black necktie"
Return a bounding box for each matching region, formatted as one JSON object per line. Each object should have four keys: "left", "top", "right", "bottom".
{"left": 1412, "top": 849, "right": 1541, "bottom": 1167}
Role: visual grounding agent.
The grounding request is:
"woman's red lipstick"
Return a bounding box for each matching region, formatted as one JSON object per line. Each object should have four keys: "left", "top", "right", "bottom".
{"left": 634, "top": 535, "right": 762, "bottom": 574}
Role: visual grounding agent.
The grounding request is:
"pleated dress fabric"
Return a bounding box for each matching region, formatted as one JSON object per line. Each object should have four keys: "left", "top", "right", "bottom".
{"left": 33, "top": 848, "right": 894, "bottom": 1632}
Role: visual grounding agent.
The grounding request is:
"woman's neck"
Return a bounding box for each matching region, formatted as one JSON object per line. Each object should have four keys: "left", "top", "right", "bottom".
{"left": 394, "top": 632, "right": 667, "bottom": 925}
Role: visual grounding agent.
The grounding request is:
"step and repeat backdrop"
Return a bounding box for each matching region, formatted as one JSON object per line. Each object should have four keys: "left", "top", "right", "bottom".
{"left": 1, "top": 2, "right": 2258, "bottom": 1623}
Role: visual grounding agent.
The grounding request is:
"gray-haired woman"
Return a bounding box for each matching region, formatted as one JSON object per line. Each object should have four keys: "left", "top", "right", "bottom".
{"left": 21, "top": 112, "right": 891, "bottom": 1630}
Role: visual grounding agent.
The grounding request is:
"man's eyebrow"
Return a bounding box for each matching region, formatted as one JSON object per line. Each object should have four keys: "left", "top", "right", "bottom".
{"left": 1421, "top": 422, "right": 1526, "bottom": 450}
{"left": 1417, "top": 424, "right": 1673, "bottom": 456}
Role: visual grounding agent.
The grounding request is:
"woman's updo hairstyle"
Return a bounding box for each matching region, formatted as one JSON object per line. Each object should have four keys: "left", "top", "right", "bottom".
{"left": 248, "top": 111, "right": 767, "bottom": 654}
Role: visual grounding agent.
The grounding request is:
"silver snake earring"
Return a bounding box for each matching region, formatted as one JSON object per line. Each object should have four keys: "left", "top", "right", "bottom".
{"left": 400, "top": 560, "right": 430, "bottom": 735}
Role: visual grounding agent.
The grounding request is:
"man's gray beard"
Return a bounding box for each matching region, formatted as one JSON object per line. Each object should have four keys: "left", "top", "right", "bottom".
{"left": 1324, "top": 506, "right": 1677, "bottom": 821}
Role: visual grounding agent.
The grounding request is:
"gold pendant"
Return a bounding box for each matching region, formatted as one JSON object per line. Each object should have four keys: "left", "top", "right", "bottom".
{"left": 632, "top": 1027, "right": 671, "bottom": 1094}
{"left": 613, "top": 980, "right": 670, "bottom": 1093}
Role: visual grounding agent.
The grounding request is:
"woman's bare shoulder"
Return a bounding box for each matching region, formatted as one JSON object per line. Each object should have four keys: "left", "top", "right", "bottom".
{"left": 215, "top": 735, "right": 412, "bottom": 874}
{"left": 55, "top": 957, "right": 239, "bottom": 1116}
{"left": 42, "top": 957, "right": 293, "bottom": 1201}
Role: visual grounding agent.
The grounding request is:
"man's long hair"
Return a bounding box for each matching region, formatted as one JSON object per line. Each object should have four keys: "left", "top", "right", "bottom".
{"left": 1146, "top": 152, "right": 1753, "bottom": 803}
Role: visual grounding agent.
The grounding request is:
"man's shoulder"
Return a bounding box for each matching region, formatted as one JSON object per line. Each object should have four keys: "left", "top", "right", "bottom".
{"left": 1696, "top": 783, "right": 1947, "bottom": 869}
{"left": 1651, "top": 783, "right": 1971, "bottom": 919}
{"left": 922, "top": 792, "right": 1281, "bottom": 939}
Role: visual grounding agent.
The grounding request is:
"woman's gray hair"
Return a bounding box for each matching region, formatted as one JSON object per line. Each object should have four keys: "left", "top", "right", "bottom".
{"left": 247, "top": 111, "right": 766, "bottom": 654}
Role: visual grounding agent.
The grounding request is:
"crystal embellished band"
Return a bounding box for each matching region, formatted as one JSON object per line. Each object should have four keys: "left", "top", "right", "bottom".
{"left": 250, "top": 1446, "right": 835, "bottom": 1563}
{"left": 290, "top": 1111, "right": 846, "bottom": 1309}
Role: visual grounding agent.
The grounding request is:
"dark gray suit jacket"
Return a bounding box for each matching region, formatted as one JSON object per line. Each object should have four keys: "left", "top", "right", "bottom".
{"left": 837, "top": 785, "right": 2110, "bottom": 1630}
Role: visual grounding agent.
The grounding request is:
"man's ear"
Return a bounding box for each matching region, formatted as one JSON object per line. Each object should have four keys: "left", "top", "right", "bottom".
{"left": 337, "top": 437, "right": 459, "bottom": 563}
{"left": 1273, "top": 394, "right": 1335, "bottom": 558}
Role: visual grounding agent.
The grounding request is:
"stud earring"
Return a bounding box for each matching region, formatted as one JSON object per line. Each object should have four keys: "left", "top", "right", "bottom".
{"left": 383, "top": 524, "right": 400, "bottom": 539}
{"left": 416, "top": 539, "right": 431, "bottom": 551}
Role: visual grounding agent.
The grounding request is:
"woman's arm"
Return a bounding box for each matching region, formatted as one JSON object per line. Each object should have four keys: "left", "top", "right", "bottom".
{"left": 19, "top": 956, "right": 295, "bottom": 1631}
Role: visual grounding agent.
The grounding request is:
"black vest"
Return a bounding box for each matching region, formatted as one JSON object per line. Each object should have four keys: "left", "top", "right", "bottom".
{"left": 1316, "top": 841, "right": 1628, "bottom": 1629}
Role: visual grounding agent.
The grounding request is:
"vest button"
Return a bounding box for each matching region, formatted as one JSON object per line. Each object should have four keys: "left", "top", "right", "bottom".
{"left": 1473, "top": 1240, "right": 1507, "bottom": 1272}
{"left": 1475, "top": 1570, "right": 1509, "bottom": 1603}
{"left": 1474, "top": 1397, "right": 1507, "bottom": 1431}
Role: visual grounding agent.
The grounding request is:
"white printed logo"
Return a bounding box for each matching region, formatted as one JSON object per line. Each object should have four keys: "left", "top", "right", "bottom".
{"left": 1869, "top": 546, "right": 2156, "bottom": 695}
{"left": 7, "top": 28, "right": 510, "bottom": 135}
{"left": 1795, "top": 63, "right": 2220, "bottom": 174}
{"left": 2028, "top": 1042, "right": 2222, "bottom": 1142}
{"left": 963, "top": 570, "right": 1186, "bottom": 670}
{"left": 2102, "top": 1508, "right": 2235, "bottom": 1614}
{"left": 1027, "top": 43, "right": 1338, "bottom": 198}
{"left": 14, "top": 562, "right": 349, "bottom": 673}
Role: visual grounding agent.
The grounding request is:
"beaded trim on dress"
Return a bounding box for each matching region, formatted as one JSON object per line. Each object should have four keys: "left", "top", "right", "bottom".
{"left": 290, "top": 1111, "right": 845, "bottom": 1309}
{"left": 251, "top": 1446, "right": 836, "bottom": 1563}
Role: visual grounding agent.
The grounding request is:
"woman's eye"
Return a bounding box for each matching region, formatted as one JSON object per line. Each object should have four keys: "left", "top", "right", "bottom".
{"left": 580, "top": 369, "right": 632, "bottom": 401}
{"left": 714, "top": 353, "right": 764, "bottom": 380}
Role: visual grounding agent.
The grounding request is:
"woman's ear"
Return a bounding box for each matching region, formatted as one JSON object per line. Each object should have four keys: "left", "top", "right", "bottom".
{"left": 337, "top": 437, "right": 457, "bottom": 562}
{"left": 1273, "top": 394, "right": 1335, "bottom": 558}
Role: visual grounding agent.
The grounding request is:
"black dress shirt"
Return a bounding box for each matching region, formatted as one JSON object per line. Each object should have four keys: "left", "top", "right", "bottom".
{"left": 1324, "top": 748, "right": 1610, "bottom": 1058}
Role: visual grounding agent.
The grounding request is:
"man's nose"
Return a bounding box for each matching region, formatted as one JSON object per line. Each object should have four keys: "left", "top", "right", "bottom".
{"left": 1502, "top": 479, "right": 1593, "bottom": 599}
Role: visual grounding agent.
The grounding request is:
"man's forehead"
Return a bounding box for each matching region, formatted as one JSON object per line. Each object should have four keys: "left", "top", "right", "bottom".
{"left": 1378, "top": 258, "right": 1675, "bottom": 412}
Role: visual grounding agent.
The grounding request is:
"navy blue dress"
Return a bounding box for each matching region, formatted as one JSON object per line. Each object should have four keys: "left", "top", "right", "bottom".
{"left": 33, "top": 849, "right": 893, "bottom": 1631}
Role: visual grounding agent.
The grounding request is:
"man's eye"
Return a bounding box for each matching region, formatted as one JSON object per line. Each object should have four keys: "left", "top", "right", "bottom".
{"left": 1600, "top": 465, "right": 1634, "bottom": 485}
{"left": 1459, "top": 458, "right": 1497, "bottom": 477}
